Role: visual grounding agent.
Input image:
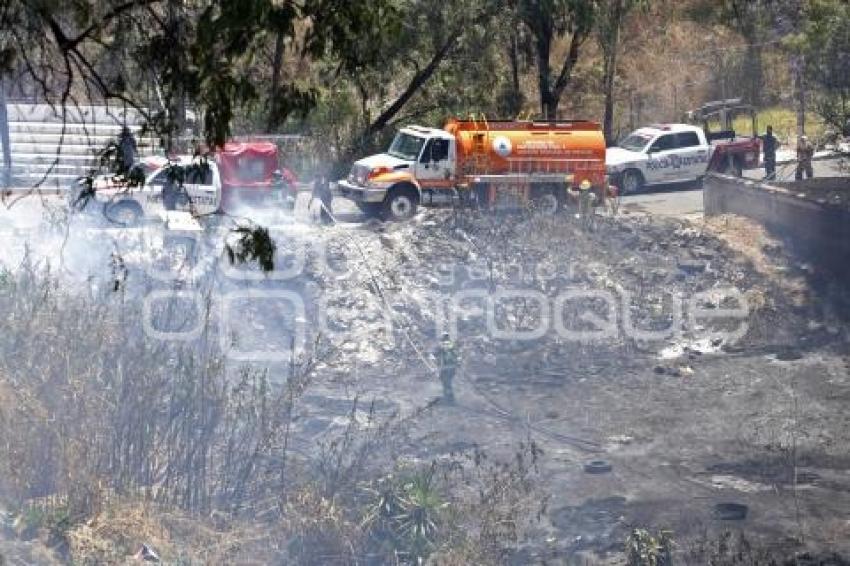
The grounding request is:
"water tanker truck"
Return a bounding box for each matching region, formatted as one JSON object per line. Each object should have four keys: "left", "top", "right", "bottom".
{"left": 337, "top": 117, "right": 608, "bottom": 221}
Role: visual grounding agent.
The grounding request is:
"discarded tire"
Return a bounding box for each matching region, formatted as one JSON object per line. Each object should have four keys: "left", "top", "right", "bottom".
{"left": 714, "top": 502, "right": 748, "bottom": 520}
{"left": 584, "top": 460, "right": 613, "bottom": 474}
{"left": 775, "top": 348, "right": 803, "bottom": 361}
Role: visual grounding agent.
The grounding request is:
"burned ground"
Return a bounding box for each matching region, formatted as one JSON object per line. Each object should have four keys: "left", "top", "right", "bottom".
{"left": 1, "top": 201, "right": 849, "bottom": 564}
{"left": 267, "top": 207, "right": 850, "bottom": 561}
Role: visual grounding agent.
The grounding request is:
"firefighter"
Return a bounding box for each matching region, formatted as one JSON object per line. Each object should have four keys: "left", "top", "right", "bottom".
{"left": 436, "top": 333, "right": 458, "bottom": 404}
{"left": 795, "top": 135, "right": 814, "bottom": 181}
{"left": 117, "top": 126, "right": 137, "bottom": 172}
{"left": 162, "top": 176, "right": 178, "bottom": 211}
{"left": 760, "top": 125, "right": 778, "bottom": 180}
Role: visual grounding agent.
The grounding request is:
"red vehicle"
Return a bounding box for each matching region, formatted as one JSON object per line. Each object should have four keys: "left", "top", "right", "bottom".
{"left": 215, "top": 141, "right": 297, "bottom": 212}
{"left": 691, "top": 98, "right": 761, "bottom": 176}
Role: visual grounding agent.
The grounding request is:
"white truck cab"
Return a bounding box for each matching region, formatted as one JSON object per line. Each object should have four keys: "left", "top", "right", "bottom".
{"left": 606, "top": 124, "right": 711, "bottom": 194}
{"left": 338, "top": 126, "right": 457, "bottom": 219}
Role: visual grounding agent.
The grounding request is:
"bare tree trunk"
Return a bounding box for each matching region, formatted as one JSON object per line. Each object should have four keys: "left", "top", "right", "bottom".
{"left": 168, "top": 0, "right": 186, "bottom": 151}
{"left": 746, "top": 40, "right": 764, "bottom": 107}
{"left": 539, "top": 32, "right": 583, "bottom": 121}
{"left": 0, "top": 78, "right": 10, "bottom": 188}
{"left": 600, "top": 0, "right": 624, "bottom": 144}
{"left": 793, "top": 53, "right": 806, "bottom": 136}
{"left": 507, "top": 31, "right": 523, "bottom": 116}
{"left": 364, "top": 30, "right": 460, "bottom": 138}
{"left": 602, "top": 52, "right": 617, "bottom": 144}
{"left": 268, "top": 30, "right": 285, "bottom": 132}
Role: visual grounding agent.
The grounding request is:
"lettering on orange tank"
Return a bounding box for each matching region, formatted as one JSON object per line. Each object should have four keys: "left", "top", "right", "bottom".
{"left": 445, "top": 119, "right": 607, "bottom": 187}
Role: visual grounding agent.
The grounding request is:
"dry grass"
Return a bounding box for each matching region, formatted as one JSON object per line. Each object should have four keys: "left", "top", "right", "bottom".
{"left": 0, "top": 257, "right": 545, "bottom": 564}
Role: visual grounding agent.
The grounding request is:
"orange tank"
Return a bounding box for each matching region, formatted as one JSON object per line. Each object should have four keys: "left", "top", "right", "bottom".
{"left": 443, "top": 118, "right": 607, "bottom": 189}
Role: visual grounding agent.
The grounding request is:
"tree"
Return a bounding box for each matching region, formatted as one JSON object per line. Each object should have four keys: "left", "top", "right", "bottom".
{"left": 717, "top": 0, "right": 772, "bottom": 108}
{"left": 516, "top": 0, "right": 596, "bottom": 120}
{"left": 596, "top": 0, "right": 647, "bottom": 144}
{"left": 802, "top": 0, "right": 850, "bottom": 137}
{"left": 301, "top": 0, "right": 500, "bottom": 175}
{"left": 1, "top": 0, "right": 397, "bottom": 154}
{"left": 357, "top": 1, "right": 498, "bottom": 142}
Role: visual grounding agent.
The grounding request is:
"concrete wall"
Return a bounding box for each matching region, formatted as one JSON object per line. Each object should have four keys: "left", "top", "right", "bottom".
{"left": 2, "top": 103, "right": 158, "bottom": 189}
{"left": 704, "top": 173, "right": 850, "bottom": 273}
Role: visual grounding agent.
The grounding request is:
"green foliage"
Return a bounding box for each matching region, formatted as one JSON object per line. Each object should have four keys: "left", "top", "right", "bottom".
{"left": 802, "top": 0, "right": 850, "bottom": 133}
{"left": 4, "top": 0, "right": 398, "bottom": 151}
{"left": 361, "top": 465, "right": 448, "bottom": 562}
{"left": 224, "top": 225, "right": 277, "bottom": 273}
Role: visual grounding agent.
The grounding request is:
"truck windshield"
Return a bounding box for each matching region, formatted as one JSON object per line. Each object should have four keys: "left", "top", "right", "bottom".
{"left": 388, "top": 132, "right": 426, "bottom": 161}
{"left": 619, "top": 133, "right": 653, "bottom": 152}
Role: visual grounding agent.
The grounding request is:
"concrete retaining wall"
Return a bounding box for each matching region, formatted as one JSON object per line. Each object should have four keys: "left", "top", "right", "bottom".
{"left": 2, "top": 103, "right": 158, "bottom": 188}
{"left": 704, "top": 173, "right": 850, "bottom": 272}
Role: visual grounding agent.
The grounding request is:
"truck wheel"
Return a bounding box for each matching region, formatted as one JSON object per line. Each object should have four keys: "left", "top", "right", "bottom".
{"left": 531, "top": 187, "right": 562, "bottom": 215}
{"left": 382, "top": 185, "right": 419, "bottom": 221}
{"left": 356, "top": 201, "right": 382, "bottom": 217}
{"left": 620, "top": 170, "right": 644, "bottom": 195}
{"left": 105, "top": 200, "right": 143, "bottom": 226}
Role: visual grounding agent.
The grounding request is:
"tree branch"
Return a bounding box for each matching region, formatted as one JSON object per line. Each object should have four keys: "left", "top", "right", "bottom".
{"left": 552, "top": 31, "right": 587, "bottom": 100}
{"left": 364, "top": 28, "right": 461, "bottom": 138}
{"left": 69, "top": 0, "right": 166, "bottom": 49}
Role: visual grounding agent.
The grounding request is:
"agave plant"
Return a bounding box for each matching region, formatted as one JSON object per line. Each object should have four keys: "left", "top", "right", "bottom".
{"left": 361, "top": 465, "right": 449, "bottom": 563}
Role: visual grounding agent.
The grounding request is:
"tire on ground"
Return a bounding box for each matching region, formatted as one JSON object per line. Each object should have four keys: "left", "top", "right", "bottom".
{"left": 381, "top": 183, "right": 419, "bottom": 221}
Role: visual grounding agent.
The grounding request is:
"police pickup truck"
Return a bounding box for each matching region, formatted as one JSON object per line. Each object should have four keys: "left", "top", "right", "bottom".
{"left": 606, "top": 123, "right": 760, "bottom": 194}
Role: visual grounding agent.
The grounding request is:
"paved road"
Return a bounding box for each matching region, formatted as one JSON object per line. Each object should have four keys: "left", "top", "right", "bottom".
{"left": 619, "top": 184, "right": 704, "bottom": 218}
{"left": 4, "top": 157, "right": 846, "bottom": 230}
{"left": 619, "top": 155, "right": 848, "bottom": 219}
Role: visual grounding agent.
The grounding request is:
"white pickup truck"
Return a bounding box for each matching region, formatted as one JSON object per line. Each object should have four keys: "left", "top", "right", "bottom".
{"left": 606, "top": 123, "right": 760, "bottom": 194}
{"left": 79, "top": 156, "right": 222, "bottom": 225}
